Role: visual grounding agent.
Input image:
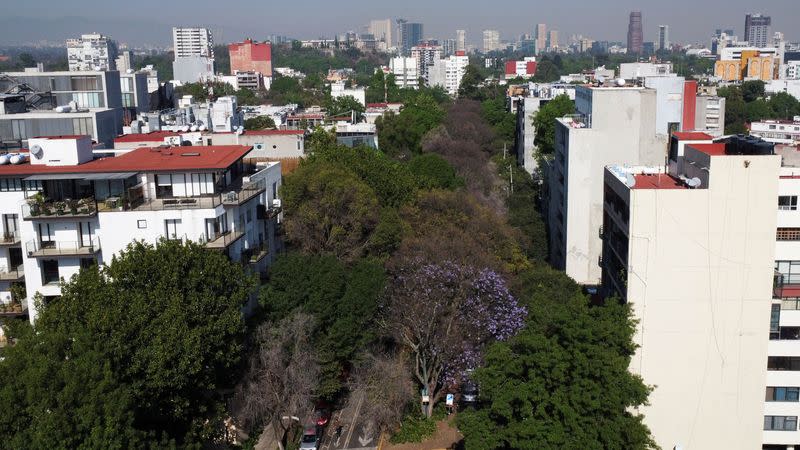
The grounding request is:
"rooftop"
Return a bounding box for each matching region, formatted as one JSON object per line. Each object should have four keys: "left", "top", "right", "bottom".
{"left": 688, "top": 143, "right": 728, "bottom": 156}
{"left": 632, "top": 173, "right": 689, "bottom": 190}
{"left": 114, "top": 131, "right": 180, "bottom": 143}
{"left": 673, "top": 131, "right": 713, "bottom": 141}
{"left": 0, "top": 145, "right": 252, "bottom": 177}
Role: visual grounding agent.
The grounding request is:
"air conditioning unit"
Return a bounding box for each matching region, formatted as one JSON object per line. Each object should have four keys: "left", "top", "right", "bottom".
{"left": 272, "top": 199, "right": 282, "bottom": 208}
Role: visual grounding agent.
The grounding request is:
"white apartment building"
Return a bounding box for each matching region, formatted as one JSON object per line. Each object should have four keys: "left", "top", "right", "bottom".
{"left": 600, "top": 134, "right": 781, "bottom": 450}
{"left": 456, "top": 30, "right": 466, "bottom": 52}
{"left": 427, "top": 53, "right": 469, "bottom": 97}
{"left": 172, "top": 27, "right": 215, "bottom": 83}
{"left": 787, "top": 61, "right": 800, "bottom": 80}
{"left": 389, "top": 57, "right": 419, "bottom": 89}
{"left": 115, "top": 51, "right": 132, "bottom": 73}
{"left": 66, "top": 33, "right": 118, "bottom": 72}
{"left": 330, "top": 81, "right": 366, "bottom": 107}
{"left": 410, "top": 44, "right": 443, "bottom": 82}
{"left": 619, "top": 62, "right": 674, "bottom": 79}
{"left": 752, "top": 119, "right": 800, "bottom": 145}
{"left": 695, "top": 95, "right": 726, "bottom": 136}
{"left": 545, "top": 84, "right": 666, "bottom": 286}
{"left": 0, "top": 135, "right": 282, "bottom": 323}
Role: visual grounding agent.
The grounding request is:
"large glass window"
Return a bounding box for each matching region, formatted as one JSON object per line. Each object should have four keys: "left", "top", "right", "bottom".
{"left": 70, "top": 75, "right": 101, "bottom": 91}
{"left": 0, "top": 178, "right": 22, "bottom": 191}
{"left": 11, "top": 119, "right": 26, "bottom": 140}
{"left": 767, "top": 387, "right": 800, "bottom": 402}
{"left": 771, "top": 304, "right": 781, "bottom": 339}
{"left": 768, "top": 357, "right": 800, "bottom": 371}
{"left": 40, "top": 260, "right": 59, "bottom": 285}
{"left": 776, "top": 261, "right": 800, "bottom": 285}
{"left": 164, "top": 219, "right": 181, "bottom": 240}
{"left": 72, "top": 117, "right": 94, "bottom": 136}
{"left": 779, "top": 196, "right": 798, "bottom": 211}
{"left": 764, "top": 415, "right": 798, "bottom": 431}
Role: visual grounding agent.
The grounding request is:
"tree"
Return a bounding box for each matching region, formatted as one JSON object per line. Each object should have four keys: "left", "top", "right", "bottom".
{"left": 407, "top": 153, "right": 464, "bottom": 190}
{"left": 347, "top": 352, "right": 415, "bottom": 435}
{"left": 232, "top": 313, "right": 320, "bottom": 450}
{"left": 481, "top": 97, "right": 516, "bottom": 142}
{"left": 741, "top": 80, "right": 766, "bottom": 103}
{"left": 383, "top": 260, "right": 527, "bottom": 417}
{"left": 326, "top": 95, "right": 366, "bottom": 120}
{"left": 533, "top": 59, "right": 560, "bottom": 82}
{"left": 244, "top": 115, "right": 276, "bottom": 131}
{"left": 259, "top": 254, "right": 385, "bottom": 399}
{"left": 745, "top": 99, "right": 774, "bottom": 123}
{"left": 0, "top": 240, "right": 255, "bottom": 445}
{"left": 377, "top": 93, "right": 445, "bottom": 158}
{"left": 718, "top": 86, "right": 747, "bottom": 134}
{"left": 17, "top": 52, "right": 35, "bottom": 67}
{"left": 458, "top": 286, "right": 655, "bottom": 449}
{"left": 769, "top": 91, "right": 800, "bottom": 119}
{"left": 281, "top": 163, "right": 380, "bottom": 260}
{"left": 458, "top": 65, "right": 486, "bottom": 100}
{"left": 532, "top": 94, "right": 574, "bottom": 157}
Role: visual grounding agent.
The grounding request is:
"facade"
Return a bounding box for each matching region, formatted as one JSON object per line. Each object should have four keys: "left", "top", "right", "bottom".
{"left": 535, "top": 24, "right": 547, "bottom": 54}
{"left": 389, "top": 57, "right": 419, "bottom": 89}
{"left": 399, "top": 21, "right": 423, "bottom": 54}
{"left": 504, "top": 58, "right": 537, "bottom": 79}
{"left": 545, "top": 85, "right": 666, "bottom": 286}
{"left": 715, "top": 50, "right": 776, "bottom": 81}
{"left": 657, "top": 25, "right": 670, "bottom": 51}
{"left": 115, "top": 51, "right": 132, "bottom": 73}
{"left": 330, "top": 81, "right": 366, "bottom": 107}
{"left": 66, "top": 33, "right": 118, "bottom": 72}
{"left": 751, "top": 119, "right": 800, "bottom": 144}
{"left": 119, "top": 72, "right": 150, "bottom": 113}
{"left": 641, "top": 75, "right": 687, "bottom": 135}
{"left": 0, "top": 136, "right": 282, "bottom": 323}
{"left": 745, "top": 13, "right": 772, "bottom": 47}
{"left": 600, "top": 135, "right": 780, "bottom": 450}
{"left": 483, "top": 30, "right": 501, "bottom": 54}
{"left": 548, "top": 30, "right": 559, "bottom": 51}
{"left": 228, "top": 39, "right": 272, "bottom": 77}
{"left": 694, "top": 95, "right": 726, "bottom": 136}
{"left": 627, "top": 11, "right": 644, "bottom": 55}
{"left": 619, "top": 62, "right": 673, "bottom": 79}
{"left": 410, "top": 44, "right": 443, "bottom": 82}
{"left": 427, "top": 52, "right": 469, "bottom": 97}
{"left": 173, "top": 27, "right": 215, "bottom": 83}
{"left": 456, "top": 30, "right": 467, "bottom": 52}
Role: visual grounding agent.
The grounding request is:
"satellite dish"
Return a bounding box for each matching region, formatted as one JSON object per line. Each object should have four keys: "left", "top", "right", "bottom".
{"left": 687, "top": 177, "right": 702, "bottom": 188}
{"left": 30, "top": 144, "right": 44, "bottom": 159}
{"left": 625, "top": 173, "right": 636, "bottom": 188}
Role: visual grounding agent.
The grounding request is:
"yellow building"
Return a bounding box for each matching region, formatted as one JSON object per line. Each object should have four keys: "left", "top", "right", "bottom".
{"left": 715, "top": 50, "right": 776, "bottom": 81}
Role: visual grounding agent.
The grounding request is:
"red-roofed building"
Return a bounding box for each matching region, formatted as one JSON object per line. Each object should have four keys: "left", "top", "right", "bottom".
{"left": 0, "top": 136, "right": 283, "bottom": 323}
{"left": 228, "top": 39, "right": 272, "bottom": 77}
{"left": 505, "top": 57, "right": 537, "bottom": 79}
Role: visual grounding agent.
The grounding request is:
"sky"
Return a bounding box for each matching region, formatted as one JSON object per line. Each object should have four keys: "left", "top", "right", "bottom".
{"left": 1, "top": 0, "right": 797, "bottom": 47}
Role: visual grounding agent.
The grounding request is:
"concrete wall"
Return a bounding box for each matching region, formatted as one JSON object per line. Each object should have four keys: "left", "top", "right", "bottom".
{"left": 616, "top": 152, "right": 780, "bottom": 450}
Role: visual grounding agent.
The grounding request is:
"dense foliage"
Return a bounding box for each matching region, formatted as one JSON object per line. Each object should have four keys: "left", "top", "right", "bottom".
{"left": 0, "top": 240, "right": 256, "bottom": 447}
{"left": 532, "top": 94, "right": 575, "bottom": 158}
{"left": 719, "top": 81, "right": 800, "bottom": 134}
{"left": 376, "top": 93, "right": 446, "bottom": 158}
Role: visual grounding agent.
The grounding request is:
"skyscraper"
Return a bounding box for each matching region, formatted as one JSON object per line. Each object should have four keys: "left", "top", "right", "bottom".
{"left": 368, "top": 19, "right": 393, "bottom": 47}
{"left": 535, "top": 24, "right": 547, "bottom": 53}
{"left": 456, "top": 30, "right": 466, "bottom": 52}
{"left": 398, "top": 20, "right": 424, "bottom": 54}
{"left": 66, "top": 33, "right": 118, "bottom": 71}
{"left": 172, "top": 27, "right": 215, "bottom": 82}
{"left": 627, "top": 11, "right": 644, "bottom": 55}
{"left": 657, "top": 25, "right": 669, "bottom": 51}
{"left": 483, "top": 30, "right": 500, "bottom": 53}
{"left": 548, "top": 30, "right": 559, "bottom": 50}
{"left": 744, "top": 13, "right": 771, "bottom": 47}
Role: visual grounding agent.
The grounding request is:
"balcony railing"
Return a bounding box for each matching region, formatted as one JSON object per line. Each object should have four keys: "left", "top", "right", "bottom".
{"left": 0, "top": 230, "right": 21, "bottom": 246}
{"left": 0, "top": 265, "right": 24, "bottom": 281}
{"left": 0, "top": 298, "right": 27, "bottom": 317}
{"left": 241, "top": 241, "right": 269, "bottom": 265}
{"left": 25, "top": 238, "right": 101, "bottom": 258}
{"left": 22, "top": 197, "right": 98, "bottom": 220}
{"left": 221, "top": 180, "right": 266, "bottom": 206}
{"left": 199, "top": 228, "right": 245, "bottom": 250}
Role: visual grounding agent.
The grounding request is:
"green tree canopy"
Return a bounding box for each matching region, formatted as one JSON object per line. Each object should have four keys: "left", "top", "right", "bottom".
{"left": 326, "top": 95, "right": 366, "bottom": 120}
{"left": 718, "top": 86, "right": 747, "bottom": 134}
{"left": 244, "top": 115, "right": 276, "bottom": 131}
{"left": 769, "top": 91, "right": 800, "bottom": 119}
{"left": 458, "top": 65, "right": 486, "bottom": 101}
{"left": 407, "top": 153, "right": 464, "bottom": 190}
{"left": 0, "top": 240, "right": 256, "bottom": 446}
{"left": 376, "top": 93, "right": 445, "bottom": 158}
{"left": 532, "top": 94, "right": 575, "bottom": 157}
{"left": 741, "top": 80, "right": 766, "bottom": 103}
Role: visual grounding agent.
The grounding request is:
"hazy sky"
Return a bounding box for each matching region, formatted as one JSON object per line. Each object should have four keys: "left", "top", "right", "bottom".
{"left": 1, "top": 0, "right": 797, "bottom": 47}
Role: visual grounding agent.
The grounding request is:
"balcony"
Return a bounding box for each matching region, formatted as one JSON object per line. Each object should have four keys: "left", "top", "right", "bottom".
{"left": 0, "top": 265, "right": 24, "bottom": 281}
{"left": 241, "top": 242, "right": 269, "bottom": 265}
{"left": 25, "top": 238, "right": 101, "bottom": 258}
{"left": 0, "top": 231, "right": 21, "bottom": 247}
{"left": 202, "top": 230, "right": 244, "bottom": 250}
{"left": 221, "top": 180, "right": 266, "bottom": 206}
{"left": 0, "top": 299, "right": 26, "bottom": 317}
{"left": 22, "top": 197, "right": 98, "bottom": 220}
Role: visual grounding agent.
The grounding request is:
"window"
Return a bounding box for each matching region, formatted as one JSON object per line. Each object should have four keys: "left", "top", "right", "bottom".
{"left": 0, "top": 178, "right": 22, "bottom": 191}
{"left": 37, "top": 223, "right": 54, "bottom": 249}
{"left": 11, "top": 119, "right": 26, "bottom": 140}
{"left": 769, "top": 357, "right": 800, "bottom": 371}
{"left": 246, "top": 209, "right": 252, "bottom": 224}
{"left": 72, "top": 117, "right": 93, "bottom": 136}
{"left": 272, "top": 182, "right": 278, "bottom": 199}
{"left": 777, "top": 228, "right": 800, "bottom": 241}
{"left": 767, "top": 387, "right": 800, "bottom": 402}
{"left": 156, "top": 174, "right": 174, "bottom": 198}
{"left": 137, "top": 220, "right": 147, "bottom": 229}
{"left": 70, "top": 75, "right": 101, "bottom": 91}
{"left": 164, "top": 219, "right": 181, "bottom": 240}
{"left": 41, "top": 260, "right": 59, "bottom": 285}
{"left": 764, "top": 415, "right": 798, "bottom": 431}
{"left": 779, "top": 196, "right": 798, "bottom": 211}
{"left": 771, "top": 304, "right": 781, "bottom": 339}
{"left": 80, "top": 258, "right": 96, "bottom": 269}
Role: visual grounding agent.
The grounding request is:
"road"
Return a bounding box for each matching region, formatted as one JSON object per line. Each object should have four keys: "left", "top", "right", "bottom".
{"left": 320, "top": 389, "right": 378, "bottom": 450}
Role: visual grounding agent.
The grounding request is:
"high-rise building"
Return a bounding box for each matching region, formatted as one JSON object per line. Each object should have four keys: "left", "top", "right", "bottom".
{"left": 627, "top": 11, "right": 644, "bottom": 55}
{"left": 482, "top": 30, "right": 500, "bottom": 53}
{"left": 745, "top": 13, "right": 772, "bottom": 47}
{"left": 398, "top": 20, "right": 424, "bottom": 54}
{"left": 368, "top": 19, "right": 393, "bottom": 48}
{"left": 115, "top": 50, "right": 132, "bottom": 73}
{"left": 410, "top": 43, "right": 442, "bottom": 81}
{"left": 427, "top": 51, "right": 469, "bottom": 96}
{"left": 172, "top": 27, "right": 215, "bottom": 83}
{"left": 657, "top": 25, "right": 669, "bottom": 51}
{"left": 456, "top": 30, "right": 467, "bottom": 52}
{"left": 389, "top": 57, "right": 419, "bottom": 89}
{"left": 548, "top": 30, "right": 559, "bottom": 50}
{"left": 535, "top": 24, "right": 547, "bottom": 53}
{"left": 66, "top": 33, "right": 118, "bottom": 71}
{"left": 228, "top": 39, "right": 273, "bottom": 77}
{"left": 599, "top": 134, "right": 780, "bottom": 450}
{"left": 442, "top": 39, "right": 457, "bottom": 56}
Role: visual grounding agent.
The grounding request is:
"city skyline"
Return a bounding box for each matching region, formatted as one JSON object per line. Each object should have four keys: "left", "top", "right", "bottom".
{"left": 0, "top": 0, "right": 797, "bottom": 47}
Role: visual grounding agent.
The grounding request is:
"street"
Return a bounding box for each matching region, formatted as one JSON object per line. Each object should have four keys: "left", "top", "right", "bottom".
{"left": 320, "top": 389, "right": 378, "bottom": 450}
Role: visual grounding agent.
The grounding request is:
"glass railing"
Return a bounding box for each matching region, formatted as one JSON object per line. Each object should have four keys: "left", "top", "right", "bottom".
{"left": 25, "top": 238, "right": 101, "bottom": 257}
{"left": 0, "top": 264, "right": 23, "bottom": 280}
{"left": 220, "top": 179, "right": 266, "bottom": 205}
{"left": 0, "top": 230, "right": 20, "bottom": 245}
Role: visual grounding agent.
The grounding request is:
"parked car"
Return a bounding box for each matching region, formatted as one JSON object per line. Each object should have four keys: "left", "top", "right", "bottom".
{"left": 299, "top": 425, "right": 320, "bottom": 450}
{"left": 314, "top": 408, "right": 331, "bottom": 428}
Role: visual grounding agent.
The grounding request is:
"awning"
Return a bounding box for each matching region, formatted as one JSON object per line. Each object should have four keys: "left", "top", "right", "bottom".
{"left": 24, "top": 172, "right": 137, "bottom": 181}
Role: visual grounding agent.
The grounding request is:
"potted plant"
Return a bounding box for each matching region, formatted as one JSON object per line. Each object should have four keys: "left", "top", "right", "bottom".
{"left": 55, "top": 202, "right": 66, "bottom": 216}
{"left": 69, "top": 199, "right": 79, "bottom": 215}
